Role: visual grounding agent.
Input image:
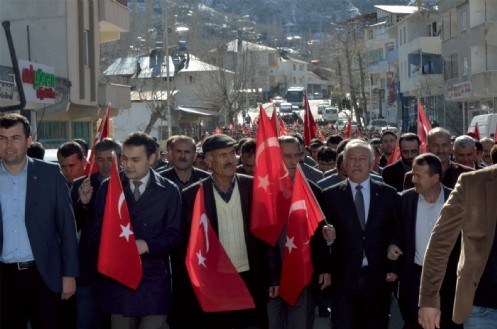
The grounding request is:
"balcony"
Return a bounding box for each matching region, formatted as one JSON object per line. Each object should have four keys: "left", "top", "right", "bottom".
{"left": 99, "top": 0, "right": 129, "bottom": 43}
{"left": 400, "top": 74, "right": 443, "bottom": 97}
{"left": 369, "top": 60, "right": 390, "bottom": 73}
{"left": 98, "top": 83, "right": 131, "bottom": 110}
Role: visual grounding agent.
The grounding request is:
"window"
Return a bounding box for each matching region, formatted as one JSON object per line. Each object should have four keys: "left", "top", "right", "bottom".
{"left": 463, "top": 57, "right": 468, "bottom": 76}
{"left": 71, "top": 121, "right": 90, "bottom": 143}
{"left": 83, "top": 30, "right": 90, "bottom": 67}
{"left": 403, "top": 27, "right": 406, "bottom": 44}
{"left": 460, "top": 11, "right": 467, "bottom": 32}
{"left": 38, "top": 121, "right": 68, "bottom": 149}
{"left": 443, "top": 53, "right": 459, "bottom": 80}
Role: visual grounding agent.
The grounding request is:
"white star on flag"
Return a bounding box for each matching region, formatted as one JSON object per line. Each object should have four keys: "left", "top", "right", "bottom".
{"left": 285, "top": 235, "right": 297, "bottom": 254}
{"left": 119, "top": 223, "right": 134, "bottom": 242}
{"left": 197, "top": 250, "right": 207, "bottom": 267}
{"left": 257, "top": 174, "right": 270, "bottom": 191}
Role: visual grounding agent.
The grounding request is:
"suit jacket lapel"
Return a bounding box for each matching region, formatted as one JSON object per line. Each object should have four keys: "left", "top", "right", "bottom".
{"left": 341, "top": 181, "right": 364, "bottom": 230}
{"left": 203, "top": 178, "right": 219, "bottom": 233}
{"left": 25, "top": 158, "right": 38, "bottom": 226}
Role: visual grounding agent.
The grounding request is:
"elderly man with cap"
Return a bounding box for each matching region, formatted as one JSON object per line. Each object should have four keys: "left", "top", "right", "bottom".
{"left": 177, "top": 134, "right": 279, "bottom": 329}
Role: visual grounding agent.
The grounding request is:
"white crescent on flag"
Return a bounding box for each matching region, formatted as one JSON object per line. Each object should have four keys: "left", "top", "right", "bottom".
{"left": 118, "top": 192, "right": 125, "bottom": 219}
{"left": 200, "top": 213, "right": 209, "bottom": 253}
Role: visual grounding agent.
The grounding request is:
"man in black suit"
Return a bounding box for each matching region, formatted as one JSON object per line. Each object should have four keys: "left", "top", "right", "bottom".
{"left": 0, "top": 113, "right": 79, "bottom": 328}
{"left": 159, "top": 135, "right": 209, "bottom": 190}
{"left": 395, "top": 154, "right": 454, "bottom": 329}
{"left": 382, "top": 133, "right": 420, "bottom": 192}
{"left": 72, "top": 138, "right": 122, "bottom": 329}
{"left": 93, "top": 132, "right": 182, "bottom": 329}
{"left": 180, "top": 134, "right": 279, "bottom": 329}
{"left": 322, "top": 139, "right": 400, "bottom": 329}
{"left": 403, "top": 128, "right": 473, "bottom": 190}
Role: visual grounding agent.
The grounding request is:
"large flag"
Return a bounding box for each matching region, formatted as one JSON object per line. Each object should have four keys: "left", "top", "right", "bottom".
{"left": 344, "top": 117, "right": 352, "bottom": 139}
{"left": 279, "top": 118, "right": 289, "bottom": 136}
{"left": 250, "top": 106, "right": 293, "bottom": 246}
{"left": 280, "top": 165, "right": 324, "bottom": 305}
{"left": 85, "top": 103, "right": 110, "bottom": 175}
{"left": 98, "top": 152, "right": 142, "bottom": 289}
{"left": 186, "top": 185, "right": 255, "bottom": 312}
{"left": 417, "top": 99, "right": 432, "bottom": 153}
{"left": 303, "top": 93, "right": 317, "bottom": 146}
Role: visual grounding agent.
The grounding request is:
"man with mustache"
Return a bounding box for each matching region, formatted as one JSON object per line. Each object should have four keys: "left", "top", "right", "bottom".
{"left": 180, "top": 134, "right": 278, "bottom": 328}
{"left": 382, "top": 133, "right": 420, "bottom": 192}
{"left": 159, "top": 135, "right": 209, "bottom": 190}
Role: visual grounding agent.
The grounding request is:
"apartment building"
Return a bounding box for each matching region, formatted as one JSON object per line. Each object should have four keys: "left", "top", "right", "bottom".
{"left": 0, "top": 0, "right": 129, "bottom": 148}
{"left": 439, "top": 0, "right": 497, "bottom": 131}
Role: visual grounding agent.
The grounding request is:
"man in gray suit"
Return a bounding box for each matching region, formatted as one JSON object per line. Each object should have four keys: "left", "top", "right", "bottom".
{"left": 0, "top": 113, "right": 79, "bottom": 328}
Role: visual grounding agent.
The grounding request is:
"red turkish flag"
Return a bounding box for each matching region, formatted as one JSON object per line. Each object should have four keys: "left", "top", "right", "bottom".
{"left": 279, "top": 117, "right": 289, "bottom": 136}
{"left": 186, "top": 184, "right": 255, "bottom": 312}
{"left": 417, "top": 99, "right": 432, "bottom": 153}
{"left": 344, "top": 119, "right": 352, "bottom": 139}
{"left": 303, "top": 93, "right": 317, "bottom": 146}
{"left": 270, "top": 107, "right": 279, "bottom": 136}
{"left": 250, "top": 107, "right": 293, "bottom": 246}
{"left": 318, "top": 130, "right": 326, "bottom": 142}
{"left": 356, "top": 126, "right": 362, "bottom": 137}
{"left": 473, "top": 123, "right": 481, "bottom": 141}
{"left": 85, "top": 103, "right": 110, "bottom": 175}
{"left": 387, "top": 145, "right": 401, "bottom": 165}
{"left": 280, "top": 165, "right": 324, "bottom": 305}
{"left": 98, "top": 153, "right": 142, "bottom": 289}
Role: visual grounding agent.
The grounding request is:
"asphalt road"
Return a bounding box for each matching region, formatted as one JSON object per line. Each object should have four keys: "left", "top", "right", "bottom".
{"left": 313, "top": 296, "right": 405, "bottom": 329}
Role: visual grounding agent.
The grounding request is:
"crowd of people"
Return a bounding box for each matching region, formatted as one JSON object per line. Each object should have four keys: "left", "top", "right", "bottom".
{"left": 1, "top": 111, "right": 497, "bottom": 329}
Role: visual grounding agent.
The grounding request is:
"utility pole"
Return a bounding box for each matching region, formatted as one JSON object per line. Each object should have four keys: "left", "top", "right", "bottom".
{"left": 163, "top": 0, "right": 172, "bottom": 138}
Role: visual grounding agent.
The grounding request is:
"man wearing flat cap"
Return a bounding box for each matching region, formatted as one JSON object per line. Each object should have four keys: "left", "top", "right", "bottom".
{"left": 177, "top": 134, "right": 279, "bottom": 329}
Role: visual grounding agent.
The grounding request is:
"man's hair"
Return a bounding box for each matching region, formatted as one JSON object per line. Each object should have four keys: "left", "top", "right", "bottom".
{"left": 123, "top": 132, "right": 157, "bottom": 158}
{"left": 278, "top": 135, "right": 300, "bottom": 147}
{"left": 291, "top": 133, "right": 305, "bottom": 146}
{"left": 454, "top": 135, "right": 476, "bottom": 149}
{"left": 380, "top": 130, "right": 397, "bottom": 142}
{"left": 475, "top": 140, "right": 483, "bottom": 152}
{"left": 428, "top": 127, "right": 451, "bottom": 144}
{"left": 310, "top": 139, "right": 324, "bottom": 148}
{"left": 399, "top": 133, "right": 421, "bottom": 149}
{"left": 95, "top": 138, "right": 122, "bottom": 156}
{"left": 73, "top": 138, "right": 89, "bottom": 157}
{"left": 240, "top": 138, "right": 256, "bottom": 155}
{"left": 480, "top": 137, "right": 495, "bottom": 145}
{"left": 413, "top": 153, "right": 442, "bottom": 180}
{"left": 343, "top": 139, "right": 374, "bottom": 163}
{"left": 169, "top": 135, "right": 196, "bottom": 152}
{"left": 491, "top": 145, "right": 497, "bottom": 164}
{"left": 317, "top": 146, "right": 337, "bottom": 162}
{"left": 0, "top": 113, "right": 31, "bottom": 137}
{"left": 326, "top": 134, "right": 344, "bottom": 147}
{"left": 27, "top": 141, "right": 45, "bottom": 160}
{"left": 236, "top": 137, "right": 250, "bottom": 154}
{"left": 57, "top": 141, "right": 85, "bottom": 159}
{"left": 336, "top": 139, "right": 350, "bottom": 154}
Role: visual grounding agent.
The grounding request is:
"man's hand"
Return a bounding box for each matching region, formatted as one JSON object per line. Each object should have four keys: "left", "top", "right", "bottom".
{"left": 418, "top": 306, "right": 441, "bottom": 329}
{"left": 318, "top": 273, "right": 331, "bottom": 290}
{"left": 322, "top": 224, "right": 336, "bottom": 243}
{"left": 385, "top": 272, "right": 398, "bottom": 282}
{"left": 387, "top": 244, "right": 403, "bottom": 260}
{"left": 136, "top": 239, "right": 149, "bottom": 255}
{"left": 78, "top": 178, "right": 93, "bottom": 205}
{"left": 268, "top": 286, "right": 280, "bottom": 299}
{"left": 61, "top": 276, "right": 76, "bottom": 300}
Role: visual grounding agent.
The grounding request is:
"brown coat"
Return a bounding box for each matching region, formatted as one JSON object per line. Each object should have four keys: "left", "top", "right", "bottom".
{"left": 419, "top": 166, "right": 497, "bottom": 323}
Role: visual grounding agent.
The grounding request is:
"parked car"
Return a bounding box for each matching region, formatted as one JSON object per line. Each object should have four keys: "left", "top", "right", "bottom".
{"left": 321, "top": 106, "right": 339, "bottom": 123}
{"left": 336, "top": 119, "right": 359, "bottom": 130}
{"left": 366, "top": 119, "right": 388, "bottom": 131}
{"left": 273, "top": 96, "right": 284, "bottom": 108}
{"left": 380, "top": 126, "right": 399, "bottom": 134}
{"left": 279, "top": 102, "right": 293, "bottom": 114}
{"left": 317, "top": 102, "right": 329, "bottom": 115}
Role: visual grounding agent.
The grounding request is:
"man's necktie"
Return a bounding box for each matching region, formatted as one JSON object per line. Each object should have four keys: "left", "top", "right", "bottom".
{"left": 133, "top": 181, "right": 142, "bottom": 201}
{"left": 355, "top": 185, "right": 366, "bottom": 230}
